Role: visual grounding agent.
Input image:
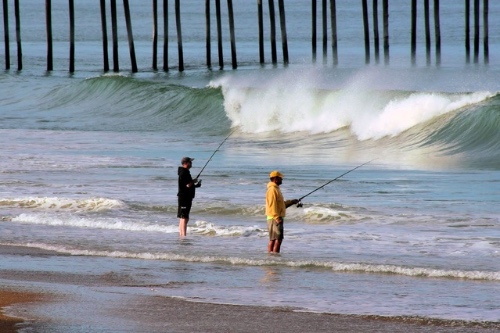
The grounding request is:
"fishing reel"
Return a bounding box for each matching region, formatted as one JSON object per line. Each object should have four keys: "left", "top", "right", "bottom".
{"left": 296, "top": 200, "right": 303, "bottom": 208}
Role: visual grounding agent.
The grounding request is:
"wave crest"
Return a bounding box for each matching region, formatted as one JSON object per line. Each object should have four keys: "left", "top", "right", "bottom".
{"left": 5, "top": 242, "right": 499, "bottom": 281}
{"left": 211, "top": 73, "right": 495, "bottom": 140}
{"left": 0, "top": 197, "right": 124, "bottom": 212}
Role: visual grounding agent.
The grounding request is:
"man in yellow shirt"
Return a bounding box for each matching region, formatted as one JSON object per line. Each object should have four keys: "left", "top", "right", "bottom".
{"left": 266, "top": 171, "right": 299, "bottom": 253}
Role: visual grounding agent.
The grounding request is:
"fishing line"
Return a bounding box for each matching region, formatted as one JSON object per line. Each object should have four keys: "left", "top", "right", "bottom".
{"left": 195, "top": 129, "right": 235, "bottom": 179}
{"left": 296, "top": 159, "right": 375, "bottom": 207}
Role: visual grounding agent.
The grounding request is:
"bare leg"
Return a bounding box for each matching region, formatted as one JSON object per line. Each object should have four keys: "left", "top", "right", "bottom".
{"left": 273, "top": 240, "right": 282, "bottom": 253}
{"left": 268, "top": 240, "right": 276, "bottom": 253}
{"left": 179, "top": 218, "right": 189, "bottom": 237}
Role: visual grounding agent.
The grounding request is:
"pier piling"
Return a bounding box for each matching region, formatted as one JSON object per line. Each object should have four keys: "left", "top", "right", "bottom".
{"left": 2, "top": 0, "right": 10, "bottom": 70}
{"left": 123, "top": 0, "right": 138, "bottom": 73}
{"left": 465, "top": 0, "right": 470, "bottom": 63}
{"left": 312, "top": 0, "right": 316, "bottom": 62}
{"left": 163, "top": 0, "right": 168, "bottom": 71}
{"left": 215, "top": 0, "right": 223, "bottom": 69}
{"left": 14, "top": 0, "right": 21, "bottom": 70}
{"left": 99, "top": 0, "right": 109, "bottom": 72}
{"left": 330, "top": 0, "right": 338, "bottom": 66}
{"left": 205, "top": 0, "right": 211, "bottom": 69}
{"left": 258, "top": 0, "right": 264, "bottom": 64}
{"left": 228, "top": 0, "right": 237, "bottom": 69}
{"left": 110, "top": 0, "right": 119, "bottom": 72}
{"left": 473, "top": 0, "right": 479, "bottom": 63}
{"left": 322, "top": 0, "right": 326, "bottom": 62}
{"left": 69, "top": 0, "right": 75, "bottom": 73}
{"left": 483, "top": 0, "right": 489, "bottom": 63}
{"left": 268, "top": 0, "right": 277, "bottom": 64}
{"left": 46, "top": 0, "right": 53, "bottom": 71}
{"left": 411, "top": 0, "right": 417, "bottom": 65}
{"left": 434, "top": 0, "right": 441, "bottom": 65}
{"left": 424, "top": 0, "right": 431, "bottom": 65}
{"left": 373, "top": 0, "right": 380, "bottom": 64}
{"left": 362, "top": 0, "right": 370, "bottom": 64}
{"left": 175, "top": 0, "right": 183, "bottom": 71}
{"left": 278, "top": 0, "right": 288, "bottom": 65}
{"left": 152, "top": 0, "right": 158, "bottom": 70}
{"left": 383, "top": 0, "right": 389, "bottom": 64}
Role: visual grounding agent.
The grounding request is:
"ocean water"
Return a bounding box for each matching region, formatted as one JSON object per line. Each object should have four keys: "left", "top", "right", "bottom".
{"left": 1, "top": 0, "right": 499, "bottom": 329}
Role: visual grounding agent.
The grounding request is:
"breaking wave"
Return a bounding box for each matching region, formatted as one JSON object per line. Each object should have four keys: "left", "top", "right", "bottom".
{"left": 3, "top": 242, "right": 499, "bottom": 281}
{"left": 0, "top": 197, "right": 124, "bottom": 212}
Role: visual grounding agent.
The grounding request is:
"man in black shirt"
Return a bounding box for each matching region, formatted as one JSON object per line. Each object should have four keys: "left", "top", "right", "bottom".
{"left": 177, "top": 157, "right": 201, "bottom": 237}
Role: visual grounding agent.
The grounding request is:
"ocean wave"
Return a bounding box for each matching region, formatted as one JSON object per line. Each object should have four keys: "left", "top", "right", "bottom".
{"left": 418, "top": 95, "right": 500, "bottom": 168}
{"left": 5, "top": 210, "right": 377, "bottom": 237}
{"left": 211, "top": 72, "right": 500, "bottom": 168}
{"left": 9, "top": 213, "right": 177, "bottom": 233}
{"left": 38, "top": 75, "right": 230, "bottom": 133}
{"left": 7, "top": 213, "right": 264, "bottom": 236}
{"left": 300, "top": 205, "right": 356, "bottom": 223}
{"left": 29, "top": 74, "right": 500, "bottom": 154}
{"left": 211, "top": 73, "right": 495, "bottom": 139}
{"left": 21, "top": 73, "right": 500, "bottom": 168}
{"left": 0, "top": 197, "right": 124, "bottom": 211}
{"left": 131, "top": 202, "right": 357, "bottom": 224}
{"left": 189, "top": 221, "right": 265, "bottom": 237}
{"left": 5, "top": 242, "right": 499, "bottom": 281}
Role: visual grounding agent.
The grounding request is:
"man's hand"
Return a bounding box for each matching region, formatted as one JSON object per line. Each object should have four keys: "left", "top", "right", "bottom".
{"left": 285, "top": 199, "right": 300, "bottom": 208}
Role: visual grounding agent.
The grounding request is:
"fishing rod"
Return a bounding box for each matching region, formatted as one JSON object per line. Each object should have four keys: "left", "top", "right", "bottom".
{"left": 195, "top": 129, "right": 235, "bottom": 179}
{"left": 296, "top": 159, "right": 375, "bottom": 207}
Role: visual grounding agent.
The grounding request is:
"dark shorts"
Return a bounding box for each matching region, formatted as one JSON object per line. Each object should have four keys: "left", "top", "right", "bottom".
{"left": 177, "top": 198, "right": 193, "bottom": 219}
{"left": 267, "top": 218, "right": 284, "bottom": 241}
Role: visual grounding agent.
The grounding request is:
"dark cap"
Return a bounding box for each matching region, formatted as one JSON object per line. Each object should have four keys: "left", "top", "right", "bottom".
{"left": 181, "top": 157, "right": 194, "bottom": 164}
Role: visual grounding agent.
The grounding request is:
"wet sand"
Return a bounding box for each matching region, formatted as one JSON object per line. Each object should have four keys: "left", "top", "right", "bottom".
{"left": 118, "top": 295, "right": 500, "bottom": 333}
{"left": 1, "top": 287, "right": 499, "bottom": 333}
{"left": 1, "top": 245, "right": 499, "bottom": 332}
{"left": 0, "top": 290, "right": 45, "bottom": 333}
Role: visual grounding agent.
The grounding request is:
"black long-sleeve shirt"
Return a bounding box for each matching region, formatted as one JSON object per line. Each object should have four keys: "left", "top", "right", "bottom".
{"left": 177, "top": 167, "right": 196, "bottom": 200}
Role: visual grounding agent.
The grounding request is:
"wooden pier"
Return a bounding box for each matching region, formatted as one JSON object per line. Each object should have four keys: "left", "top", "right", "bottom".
{"left": 1, "top": 0, "right": 492, "bottom": 72}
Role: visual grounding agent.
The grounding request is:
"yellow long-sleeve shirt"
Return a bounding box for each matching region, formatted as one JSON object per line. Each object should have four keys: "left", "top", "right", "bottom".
{"left": 266, "top": 181, "right": 294, "bottom": 220}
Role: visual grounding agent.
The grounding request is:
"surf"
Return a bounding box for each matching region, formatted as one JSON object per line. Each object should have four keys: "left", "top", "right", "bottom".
{"left": 210, "top": 68, "right": 500, "bottom": 169}
{"left": 3, "top": 242, "right": 499, "bottom": 282}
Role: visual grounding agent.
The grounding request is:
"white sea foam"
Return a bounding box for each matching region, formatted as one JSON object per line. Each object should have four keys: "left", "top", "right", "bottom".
{"left": 0, "top": 197, "right": 124, "bottom": 211}
{"left": 210, "top": 72, "right": 494, "bottom": 140}
{"left": 352, "top": 91, "right": 495, "bottom": 140}
{"left": 11, "top": 213, "right": 178, "bottom": 233}
{"left": 190, "top": 220, "right": 266, "bottom": 237}
{"left": 300, "top": 206, "right": 350, "bottom": 222}
{"left": 9, "top": 214, "right": 262, "bottom": 236}
{"left": 5, "top": 242, "right": 499, "bottom": 281}
{"left": 10, "top": 213, "right": 267, "bottom": 237}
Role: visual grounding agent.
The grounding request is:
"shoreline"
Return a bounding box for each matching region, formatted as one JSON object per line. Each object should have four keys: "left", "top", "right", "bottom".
{"left": 1, "top": 245, "right": 499, "bottom": 332}
{"left": 122, "top": 295, "right": 500, "bottom": 332}
{"left": 1, "top": 288, "right": 499, "bottom": 333}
